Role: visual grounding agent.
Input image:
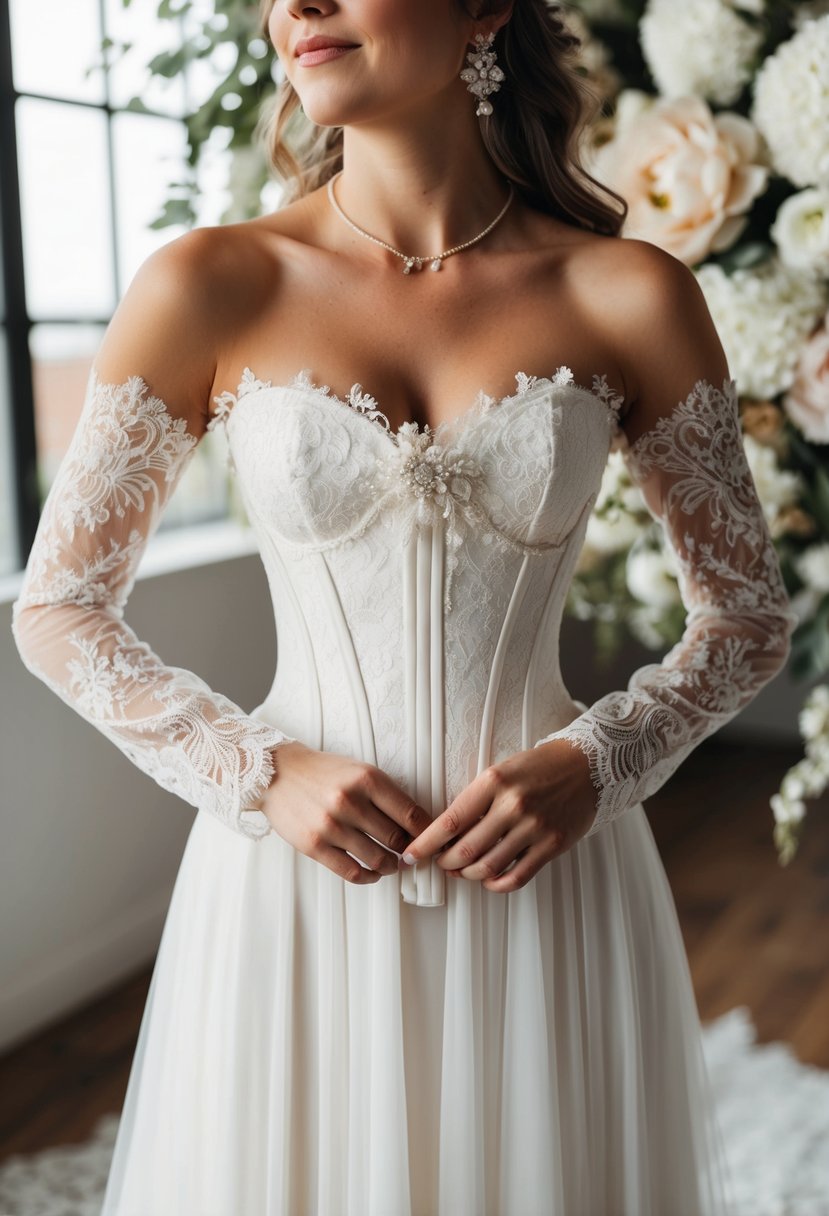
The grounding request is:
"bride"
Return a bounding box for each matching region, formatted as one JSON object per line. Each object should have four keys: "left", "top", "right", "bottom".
{"left": 11, "top": 0, "right": 796, "bottom": 1211}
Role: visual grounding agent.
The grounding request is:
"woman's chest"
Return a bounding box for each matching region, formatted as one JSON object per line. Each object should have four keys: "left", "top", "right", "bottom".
{"left": 211, "top": 366, "right": 622, "bottom": 556}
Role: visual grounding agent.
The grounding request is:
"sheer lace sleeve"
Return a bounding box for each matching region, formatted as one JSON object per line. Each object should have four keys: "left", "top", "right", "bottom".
{"left": 534, "top": 375, "right": 799, "bottom": 838}
{"left": 10, "top": 366, "right": 296, "bottom": 840}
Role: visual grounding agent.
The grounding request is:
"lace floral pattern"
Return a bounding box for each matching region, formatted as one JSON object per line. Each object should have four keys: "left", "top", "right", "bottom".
{"left": 534, "top": 376, "right": 799, "bottom": 835}
{"left": 208, "top": 364, "right": 625, "bottom": 612}
{"left": 11, "top": 367, "right": 296, "bottom": 840}
{"left": 209, "top": 363, "right": 625, "bottom": 444}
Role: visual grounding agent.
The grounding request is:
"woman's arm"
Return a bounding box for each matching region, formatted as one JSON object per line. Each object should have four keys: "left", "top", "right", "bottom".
{"left": 10, "top": 232, "right": 296, "bottom": 839}
{"left": 534, "top": 244, "right": 799, "bottom": 836}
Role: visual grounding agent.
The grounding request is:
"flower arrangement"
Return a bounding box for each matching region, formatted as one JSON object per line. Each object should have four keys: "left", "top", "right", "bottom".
{"left": 563, "top": 0, "right": 829, "bottom": 863}
{"left": 100, "top": 0, "right": 829, "bottom": 862}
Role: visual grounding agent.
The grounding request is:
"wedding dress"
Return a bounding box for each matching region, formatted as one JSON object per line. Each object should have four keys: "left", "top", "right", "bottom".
{"left": 10, "top": 355, "right": 796, "bottom": 1215}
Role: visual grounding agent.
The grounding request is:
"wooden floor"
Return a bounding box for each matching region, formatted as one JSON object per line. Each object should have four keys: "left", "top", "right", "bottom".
{"left": 1, "top": 734, "right": 827, "bottom": 1163}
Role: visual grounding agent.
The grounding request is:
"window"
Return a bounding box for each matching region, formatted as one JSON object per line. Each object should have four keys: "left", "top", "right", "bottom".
{"left": 1, "top": 0, "right": 243, "bottom": 577}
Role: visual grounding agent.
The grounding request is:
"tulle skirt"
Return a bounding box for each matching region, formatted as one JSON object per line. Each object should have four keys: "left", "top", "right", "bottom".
{"left": 100, "top": 801, "right": 733, "bottom": 1215}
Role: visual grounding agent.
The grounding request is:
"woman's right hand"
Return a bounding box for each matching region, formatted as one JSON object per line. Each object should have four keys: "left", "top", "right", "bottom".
{"left": 258, "top": 741, "right": 435, "bottom": 884}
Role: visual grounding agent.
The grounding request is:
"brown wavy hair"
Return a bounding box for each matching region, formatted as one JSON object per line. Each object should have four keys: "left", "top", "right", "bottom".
{"left": 254, "top": 0, "right": 627, "bottom": 237}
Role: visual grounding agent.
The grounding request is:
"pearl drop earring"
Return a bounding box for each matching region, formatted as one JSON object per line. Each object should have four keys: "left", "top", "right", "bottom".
{"left": 460, "top": 31, "right": 505, "bottom": 116}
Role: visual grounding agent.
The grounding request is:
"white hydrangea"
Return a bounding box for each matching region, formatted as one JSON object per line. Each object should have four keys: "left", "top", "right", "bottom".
{"left": 741, "top": 433, "right": 805, "bottom": 525}
{"left": 694, "top": 259, "right": 828, "bottom": 398}
{"left": 794, "top": 541, "right": 829, "bottom": 594}
{"left": 751, "top": 15, "right": 829, "bottom": 188}
{"left": 771, "top": 187, "right": 829, "bottom": 275}
{"left": 640, "top": 0, "right": 763, "bottom": 106}
{"left": 791, "top": 1, "right": 829, "bottom": 31}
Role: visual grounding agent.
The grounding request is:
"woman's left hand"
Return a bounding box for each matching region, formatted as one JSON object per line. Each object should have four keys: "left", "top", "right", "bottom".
{"left": 399, "top": 740, "right": 598, "bottom": 892}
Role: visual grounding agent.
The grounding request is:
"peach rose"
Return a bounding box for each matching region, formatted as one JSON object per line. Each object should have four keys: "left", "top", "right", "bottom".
{"left": 783, "top": 313, "right": 829, "bottom": 444}
{"left": 590, "top": 92, "right": 769, "bottom": 265}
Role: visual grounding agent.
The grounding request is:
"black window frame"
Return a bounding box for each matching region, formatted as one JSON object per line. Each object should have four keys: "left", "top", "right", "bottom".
{"left": 0, "top": 0, "right": 196, "bottom": 572}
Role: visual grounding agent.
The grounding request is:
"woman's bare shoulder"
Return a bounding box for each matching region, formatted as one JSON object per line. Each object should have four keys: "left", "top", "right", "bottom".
{"left": 564, "top": 236, "right": 714, "bottom": 400}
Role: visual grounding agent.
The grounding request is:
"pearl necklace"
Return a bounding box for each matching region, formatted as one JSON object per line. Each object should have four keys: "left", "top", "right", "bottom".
{"left": 326, "top": 170, "right": 515, "bottom": 274}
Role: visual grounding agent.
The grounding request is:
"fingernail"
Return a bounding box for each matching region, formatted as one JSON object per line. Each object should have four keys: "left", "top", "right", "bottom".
{"left": 401, "top": 852, "right": 416, "bottom": 866}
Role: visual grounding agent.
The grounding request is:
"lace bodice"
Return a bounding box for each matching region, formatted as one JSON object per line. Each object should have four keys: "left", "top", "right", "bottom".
{"left": 11, "top": 359, "right": 797, "bottom": 906}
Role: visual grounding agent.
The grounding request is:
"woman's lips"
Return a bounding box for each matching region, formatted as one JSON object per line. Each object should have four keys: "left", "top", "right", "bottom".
{"left": 297, "top": 45, "right": 359, "bottom": 66}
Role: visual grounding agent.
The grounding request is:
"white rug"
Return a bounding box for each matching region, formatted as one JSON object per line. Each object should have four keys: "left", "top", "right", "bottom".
{"left": 0, "top": 1005, "right": 826, "bottom": 1215}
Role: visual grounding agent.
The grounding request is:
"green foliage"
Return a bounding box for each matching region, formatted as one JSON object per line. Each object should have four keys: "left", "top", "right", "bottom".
{"left": 789, "top": 596, "right": 829, "bottom": 682}
{"left": 87, "top": 1, "right": 276, "bottom": 227}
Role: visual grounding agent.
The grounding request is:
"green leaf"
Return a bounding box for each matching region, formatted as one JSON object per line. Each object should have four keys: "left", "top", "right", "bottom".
{"left": 714, "top": 241, "right": 775, "bottom": 274}
{"left": 789, "top": 598, "right": 829, "bottom": 682}
{"left": 148, "top": 197, "right": 198, "bottom": 230}
{"left": 147, "top": 48, "right": 188, "bottom": 78}
{"left": 813, "top": 467, "right": 829, "bottom": 533}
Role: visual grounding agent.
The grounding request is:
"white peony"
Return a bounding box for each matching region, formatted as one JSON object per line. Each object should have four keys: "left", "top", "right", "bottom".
{"left": 640, "top": 0, "right": 763, "bottom": 106}
{"left": 590, "top": 91, "right": 768, "bottom": 264}
{"left": 625, "top": 547, "right": 682, "bottom": 608}
{"left": 794, "top": 541, "right": 829, "bottom": 594}
{"left": 583, "top": 510, "right": 642, "bottom": 555}
{"left": 694, "top": 259, "right": 828, "bottom": 398}
{"left": 770, "top": 187, "right": 829, "bottom": 275}
{"left": 751, "top": 15, "right": 829, "bottom": 188}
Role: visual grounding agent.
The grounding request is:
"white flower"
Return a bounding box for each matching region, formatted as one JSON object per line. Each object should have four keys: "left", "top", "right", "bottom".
{"left": 751, "top": 15, "right": 829, "bottom": 188}
{"left": 590, "top": 91, "right": 768, "bottom": 264}
{"left": 770, "top": 791, "right": 806, "bottom": 825}
{"left": 584, "top": 510, "right": 642, "bottom": 554}
{"left": 628, "top": 604, "right": 674, "bottom": 649}
{"left": 694, "top": 259, "right": 828, "bottom": 398}
{"left": 594, "top": 450, "right": 644, "bottom": 512}
{"left": 794, "top": 541, "right": 829, "bottom": 593}
{"left": 799, "top": 685, "right": 829, "bottom": 739}
{"left": 640, "top": 0, "right": 763, "bottom": 106}
{"left": 626, "top": 547, "right": 682, "bottom": 608}
{"left": 585, "top": 453, "right": 647, "bottom": 553}
{"left": 791, "top": 1, "right": 829, "bottom": 32}
{"left": 770, "top": 187, "right": 829, "bottom": 275}
{"left": 741, "top": 433, "right": 804, "bottom": 524}
{"left": 782, "top": 310, "right": 829, "bottom": 443}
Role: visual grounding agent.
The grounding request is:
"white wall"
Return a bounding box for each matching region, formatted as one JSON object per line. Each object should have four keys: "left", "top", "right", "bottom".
{"left": 0, "top": 535, "right": 277, "bottom": 1054}
{"left": 0, "top": 537, "right": 809, "bottom": 1054}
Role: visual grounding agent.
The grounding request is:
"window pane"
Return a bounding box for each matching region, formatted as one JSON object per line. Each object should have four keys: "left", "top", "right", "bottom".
{"left": 112, "top": 112, "right": 189, "bottom": 289}
{"left": 103, "top": 0, "right": 186, "bottom": 118}
{"left": 0, "top": 335, "right": 17, "bottom": 576}
{"left": 30, "top": 324, "right": 107, "bottom": 496}
{"left": 30, "top": 325, "right": 233, "bottom": 529}
{"left": 10, "top": 0, "right": 105, "bottom": 105}
{"left": 17, "top": 98, "right": 115, "bottom": 319}
{"left": 195, "top": 126, "right": 233, "bottom": 228}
